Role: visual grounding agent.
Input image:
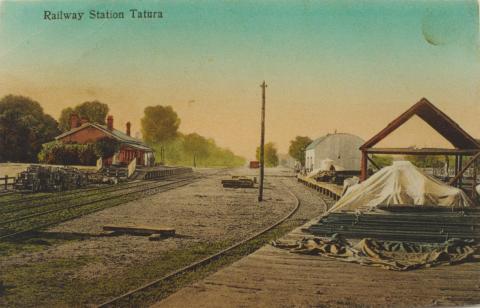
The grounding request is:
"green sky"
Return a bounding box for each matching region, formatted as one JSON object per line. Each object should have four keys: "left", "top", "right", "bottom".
{"left": 0, "top": 0, "right": 479, "bottom": 159}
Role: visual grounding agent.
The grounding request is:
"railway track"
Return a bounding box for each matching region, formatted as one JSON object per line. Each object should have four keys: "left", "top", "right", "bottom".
{"left": 0, "top": 191, "right": 15, "bottom": 198}
{"left": 0, "top": 173, "right": 194, "bottom": 209}
{"left": 0, "top": 174, "right": 193, "bottom": 216}
{"left": 0, "top": 183, "right": 131, "bottom": 207}
{"left": 96, "top": 185, "right": 320, "bottom": 308}
{"left": 0, "top": 173, "right": 207, "bottom": 241}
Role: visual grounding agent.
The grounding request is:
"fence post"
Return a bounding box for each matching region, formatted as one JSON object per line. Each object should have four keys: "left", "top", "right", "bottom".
{"left": 4, "top": 175, "right": 8, "bottom": 191}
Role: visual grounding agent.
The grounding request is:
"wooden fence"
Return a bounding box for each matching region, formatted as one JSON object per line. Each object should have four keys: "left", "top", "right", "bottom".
{"left": 0, "top": 175, "right": 16, "bottom": 192}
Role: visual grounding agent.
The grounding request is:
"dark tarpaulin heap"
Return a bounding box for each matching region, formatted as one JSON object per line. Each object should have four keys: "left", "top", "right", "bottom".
{"left": 272, "top": 235, "right": 480, "bottom": 271}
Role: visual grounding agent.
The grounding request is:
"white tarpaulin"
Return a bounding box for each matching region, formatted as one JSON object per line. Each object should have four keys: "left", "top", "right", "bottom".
{"left": 329, "top": 161, "right": 473, "bottom": 213}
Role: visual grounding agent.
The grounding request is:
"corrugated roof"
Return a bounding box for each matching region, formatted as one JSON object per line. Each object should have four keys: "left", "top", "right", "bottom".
{"left": 306, "top": 135, "right": 328, "bottom": 150}
{"left": 306, "top": 133, "right": 363, "bottom": 150}
{"left": 55, "top": 123, "right": 153, "bottom": 151}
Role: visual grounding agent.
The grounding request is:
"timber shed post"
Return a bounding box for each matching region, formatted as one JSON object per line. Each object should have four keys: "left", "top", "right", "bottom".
{"left": 360, "top": 150, "right": 368, "bottom": 182}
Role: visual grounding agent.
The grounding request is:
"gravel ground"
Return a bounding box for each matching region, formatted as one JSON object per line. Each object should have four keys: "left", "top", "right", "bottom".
{"left": 1, "top": 167, "right": 303, "bottom": 281}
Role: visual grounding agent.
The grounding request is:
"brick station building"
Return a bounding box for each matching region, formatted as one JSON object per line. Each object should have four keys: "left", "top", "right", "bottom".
{"left": 55, "top": 114, "right": 155, "bottom": 166}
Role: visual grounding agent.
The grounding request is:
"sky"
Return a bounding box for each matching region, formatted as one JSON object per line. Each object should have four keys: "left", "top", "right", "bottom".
{"left": 0, "top": 0, "right": 479, "bottom": 159}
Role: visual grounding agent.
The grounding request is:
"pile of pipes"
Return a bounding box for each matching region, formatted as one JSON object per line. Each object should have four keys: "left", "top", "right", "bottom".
{"left": 307, "top": 210, "right": 480, "bottom": 243}
{"left": 14, "top": 165, "right": 88, "bottom": 193}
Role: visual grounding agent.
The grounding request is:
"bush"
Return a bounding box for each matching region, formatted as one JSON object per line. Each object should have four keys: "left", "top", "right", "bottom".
{"left": 38, "top": 142, "right": 97, "bottom": 165}
{"left": 94, "top": 137, "right": 119, "bottom": 158}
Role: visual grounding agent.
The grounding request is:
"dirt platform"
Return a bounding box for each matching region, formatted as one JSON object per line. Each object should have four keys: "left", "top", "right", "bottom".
{"left": 0, "top": 167, "right": 327, "bottom": 307}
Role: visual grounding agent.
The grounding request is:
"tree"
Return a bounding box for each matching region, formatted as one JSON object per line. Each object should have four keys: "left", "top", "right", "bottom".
{"left": 183, "top": 133, "right": 209, "bottom": 167}
{"left": 141, "top": 105, "right": 180, "bottom": 162}
{"left": 256, "top": 142, "right": 279, "bottom": 167}
{"left": 405, "top": 155, "right": 444, "bottom": 168}
{"left": 0, "top": 95, "right": 60, "bottom": 162}
{"left": 58, "top": 101, "right": 109, "bottom": 131}
{"left": 58, "top": 107, "right": 74, "bottom": 131}
{"left": 371, "top": 154, "right": 393, "bottom": 168}
{"left": 288, "top": 136, "right": 312, "bottom": 166}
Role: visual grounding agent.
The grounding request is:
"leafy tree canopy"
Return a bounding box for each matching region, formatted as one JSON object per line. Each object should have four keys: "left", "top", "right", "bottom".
{"left": 0, "top": 95, "right": 60, "bottom": 162}
{"left": 58, "top": 100, "right": 109, "bottom": 131}
{"left": 183, "top": 133, "right": 210, "bottom": 166}
{"left": 405, "top": 155, "right": 445, "bottom": 168}
{"left": 141, "top": 105, "right": 180, "bottom": 145}
{"left": 256, "top": 142, "right": 279, "bottom": 167}
{"left": 288, "top": 136, "right": 312, "bottom": 166}
{"left": 371, "top": 154, "right": 393, "bottom": 169}
{"left": 153, "top": 133, "right": 245, "bottom": 168}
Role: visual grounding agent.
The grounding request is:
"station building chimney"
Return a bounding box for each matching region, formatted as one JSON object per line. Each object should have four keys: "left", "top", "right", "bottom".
{"left": 126, "top": 122, "right": 131, "bottom": 136}
{"left": 107, "top": 115, "right": 114, "bottom": 131}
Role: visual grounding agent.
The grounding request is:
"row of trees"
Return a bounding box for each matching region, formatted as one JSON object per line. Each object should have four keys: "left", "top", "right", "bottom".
{"left": 140, "top": 105, "right": 245, "bottom": 167}
{"left": 152, "top": 133, "right": 245, "bottom": 167}
{"left": 0, "top": 94, "right": 245, "bottom": 167}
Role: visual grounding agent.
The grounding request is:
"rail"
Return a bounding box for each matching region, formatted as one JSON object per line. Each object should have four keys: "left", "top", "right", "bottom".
{"left": 96, "top": 187, "right": 302, "bottom": 307}
{"left": 0, "top": 174, "right": 204, "bottom": 241}
{"left": 0, "top": 169, "right": 228, "bottom": 241}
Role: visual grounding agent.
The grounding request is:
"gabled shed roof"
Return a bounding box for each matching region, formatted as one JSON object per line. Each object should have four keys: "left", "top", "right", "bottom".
{"left": 55, "top": 123, "right": 153, "bottom": 151}
{"left": 306, "top": 133, "right": 365, "bottom": 151}
{"left": 360, "top": 98, "right": 480, "bottom": 150}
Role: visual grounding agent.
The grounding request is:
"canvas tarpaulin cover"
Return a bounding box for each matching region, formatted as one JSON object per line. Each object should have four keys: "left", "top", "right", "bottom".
{"left": 272, "top": 235, "right": 480, "bottom": 271}
{"left": 329, "top": 161, "right": 473, "bottom": 213}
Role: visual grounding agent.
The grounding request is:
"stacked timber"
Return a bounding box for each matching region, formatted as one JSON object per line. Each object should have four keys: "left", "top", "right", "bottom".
{"left": 306, "top": 209, "right": 480, "bottom": 243}
{"left": 14, "top": 165, "right": 88, "bottom": 193}
{"left": 103, "top": 225, "right": 175, "bottom": 236}
{"left": 221, "top": 176, "right": 255, "bottom": 188}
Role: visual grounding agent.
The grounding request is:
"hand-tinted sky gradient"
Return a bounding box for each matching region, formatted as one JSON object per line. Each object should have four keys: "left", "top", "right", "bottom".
{"left": 0, "top": 0, "right": 479, "bottom": 159}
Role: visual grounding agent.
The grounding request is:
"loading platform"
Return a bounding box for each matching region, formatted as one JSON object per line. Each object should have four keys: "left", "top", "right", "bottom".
{"left": 297, "top": 175, "right": 343, "bottom": 201}
{"left": 155, "top": 217, "right": 480, "bottom": 308}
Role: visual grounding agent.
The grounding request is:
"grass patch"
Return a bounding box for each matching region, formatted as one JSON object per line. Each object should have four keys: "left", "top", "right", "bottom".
{"left": 0, "top": 237, "right": 65, "bottom": 257}
{"left": 0, "top": 217, "right": 308, "bottom": 307}
{"left": 1, "top": 256, "right": 96, "bottom": 307}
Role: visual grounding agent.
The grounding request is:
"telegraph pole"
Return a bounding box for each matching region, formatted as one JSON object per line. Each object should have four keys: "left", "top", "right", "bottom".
{"left": 258, "top": 80, "right": 267, "bottom": 202}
